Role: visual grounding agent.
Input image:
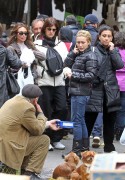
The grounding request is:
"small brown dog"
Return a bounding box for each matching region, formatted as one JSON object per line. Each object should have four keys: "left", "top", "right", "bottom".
{"left": 65, "top": 152, "right": 80, "bottom": 165}
{"left": 74, "top": 151, "right": 96, "bottom": 180}
{"left": 52, "top": 152, "right": 80, "bottom": 179}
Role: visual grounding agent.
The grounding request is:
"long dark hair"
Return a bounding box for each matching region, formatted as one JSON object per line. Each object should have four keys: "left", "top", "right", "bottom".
{"left": 95, "top": 25, "right": 114, "bottom": 45}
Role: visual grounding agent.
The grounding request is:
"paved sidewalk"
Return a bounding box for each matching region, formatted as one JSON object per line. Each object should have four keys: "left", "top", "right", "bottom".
{"left": 40, "top": 134, "right": 125, "bottom": 179}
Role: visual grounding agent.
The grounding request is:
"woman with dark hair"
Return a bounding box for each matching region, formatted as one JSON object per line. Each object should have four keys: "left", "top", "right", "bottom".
{"left": 34, "top": 17, "right": 69, "bottom": 150}
{"left": 85, "top": 25, "right": 124, "bottom": 153}
{"left": 114, "top": 32, "right": 125, "bottom": 141}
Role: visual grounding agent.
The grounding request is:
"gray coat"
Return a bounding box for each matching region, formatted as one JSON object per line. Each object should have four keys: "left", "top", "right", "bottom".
{"left": 0, "top": 45, "right": 22, "bottom": 107}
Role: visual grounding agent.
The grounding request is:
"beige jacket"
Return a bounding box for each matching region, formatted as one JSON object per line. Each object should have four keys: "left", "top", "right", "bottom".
{"left": 0, "top": 96, "right": 47, "bottom": 170}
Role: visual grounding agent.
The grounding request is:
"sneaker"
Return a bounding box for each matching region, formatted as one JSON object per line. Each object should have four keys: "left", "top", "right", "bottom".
{"left": 53, "top": 142, "right": 65, "bottom": 150}
{"left": 92, "top": 136, "right": 100, "bottom": 148}
{"left": 110, "top": 151, "right": 118, "bottom": 154}
{"left": 49, "top": 144, "right": 54, "bottom": 151}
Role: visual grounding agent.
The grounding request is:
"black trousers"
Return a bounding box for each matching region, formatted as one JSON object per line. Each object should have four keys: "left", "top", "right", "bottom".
{"left": 38, "top": 86, "right": 67, "bottom": 142}
{"left": 85, "top": 102, "right": 116, "bottom": 152}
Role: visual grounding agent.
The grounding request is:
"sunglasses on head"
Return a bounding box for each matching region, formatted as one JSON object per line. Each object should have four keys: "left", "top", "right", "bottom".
{"left": 46, "top": 27, "right": 57, "bottom": 32}
{"left": 17, "top": 31, "right": 28, "bottom": 36}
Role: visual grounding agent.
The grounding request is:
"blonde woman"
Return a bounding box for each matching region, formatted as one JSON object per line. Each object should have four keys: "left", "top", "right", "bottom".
{"left": 64, "top": 30, "right": 98, "bottom": 157}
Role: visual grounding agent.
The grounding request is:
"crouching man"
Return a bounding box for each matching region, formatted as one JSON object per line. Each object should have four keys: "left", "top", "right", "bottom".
{"left": 0, "top": 84, "right": 60, "bottom": 180}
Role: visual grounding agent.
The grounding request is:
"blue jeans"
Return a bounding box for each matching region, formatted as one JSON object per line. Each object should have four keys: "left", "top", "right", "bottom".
{"left": 71, "top": 96, "right": 89, "bottom": 140}
{"left": 92, "top": 113, "right": 103, "bottom": 137}
{"left": 115, "top": 92, "right": 125, "bottom": 128}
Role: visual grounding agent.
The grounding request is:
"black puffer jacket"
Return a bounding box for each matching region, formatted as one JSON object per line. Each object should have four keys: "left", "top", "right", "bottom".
{"left": 86, "top": 42, "right": 124, "bottom": 112}
{"left": 64, "top": 46, "right": 98, "bottom": 96}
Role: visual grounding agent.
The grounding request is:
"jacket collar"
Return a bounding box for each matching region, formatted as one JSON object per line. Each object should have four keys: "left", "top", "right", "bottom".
{"left": 79, "top": 46, "right": 91, "bottom": 55}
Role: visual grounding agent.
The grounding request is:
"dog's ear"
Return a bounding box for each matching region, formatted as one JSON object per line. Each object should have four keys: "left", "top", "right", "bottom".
{"left": 64, "top": 154, "right": 69, "bottom": 162}
{"left": 74, "top": 153, "right": 80, "bottom": 164}
{"left": 81, "top": 151, "right": 88, "bottom": 159}
{"left": 64, "top": 152, "right": 73, "bottom": 162}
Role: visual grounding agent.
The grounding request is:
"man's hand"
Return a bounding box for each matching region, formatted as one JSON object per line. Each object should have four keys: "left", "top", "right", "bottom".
{"left": 46, "top": 119, "right": 61, "bottom": 131}
{"left": 34, "top": 100, "right": 43, "bottom": 113}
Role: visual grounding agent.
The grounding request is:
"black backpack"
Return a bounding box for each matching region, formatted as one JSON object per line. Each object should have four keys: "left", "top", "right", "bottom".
{"left": 46, "top": 47, "right": 63, "bottom": 77}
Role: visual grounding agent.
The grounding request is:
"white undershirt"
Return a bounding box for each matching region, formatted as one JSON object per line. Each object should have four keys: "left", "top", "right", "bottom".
{"left": 17, "top": 42, "right": 28, "bottom": 52}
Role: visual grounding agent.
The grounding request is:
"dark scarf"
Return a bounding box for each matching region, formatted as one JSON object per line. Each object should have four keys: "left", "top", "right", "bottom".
{"left": 42, "top": 36, "right": 56, "bottom": 47}
{"left": 96, "top": 42, "right": 109, "bottom": 81}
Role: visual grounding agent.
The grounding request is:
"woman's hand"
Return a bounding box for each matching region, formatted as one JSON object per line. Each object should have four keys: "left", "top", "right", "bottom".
{"left": 73, "top": 46, "right": 79, "bottom": 54}
{"left": 21, "top": 62, "right": 28, "bottom": 68}
{"left": 66, "top": 72, "right": 72, "bottom": 79}
{"left": 109, "top": 42, "right": 114, "bottom": 51}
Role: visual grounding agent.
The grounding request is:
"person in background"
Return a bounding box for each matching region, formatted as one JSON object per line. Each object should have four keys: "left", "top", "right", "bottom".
{"left": 65, "top": 15, "right": 79, "bottom": 38}
{"left": 0, "top": 23, "right": 7, "bottom": 47}
{"left": 114, "top": 32, "right": 125, "bottom": 141}
{"left": 84, "top": 14, "right": 103, "bottom": 148}
{"left": 65, "top": 15, "right": 81, "bottom": 51}
{"left": 112, "top": 25, "right": 119, "bottom": 35}
{"left": 31, "top": 19, "right": 44, "bottom": 41}
{"left": 0, "top": 84, "right": 60, "bottom": 180}
{"left": 64, "top": 30, "right": 98, "bottom": 157}
{"left": 85, "top": 25, "right": 124, "bottom": 153}
{"left": 84, "top": 14, "right": 99, "bottom": 46}
{"left": 59, "top": 26, "right": 73, "bottom": 138}
{"left": 36, "top": 14, "right": 49, "bottom": 21}
{"left": 34, "top": 17, "right": 68, "bottom": 151}
{"left": 59, "top": 26, "right": 73, "bottom": 51}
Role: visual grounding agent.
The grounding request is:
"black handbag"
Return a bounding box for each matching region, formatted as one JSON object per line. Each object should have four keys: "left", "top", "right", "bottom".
{"left": 104, "top": 83, "right": 121, "bottom": 108}
{"left": 6, "top": 68, "right": 20, "bottom": 95}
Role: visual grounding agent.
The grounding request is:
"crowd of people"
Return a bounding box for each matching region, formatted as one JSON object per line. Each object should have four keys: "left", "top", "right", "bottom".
{"left": 0, "top": 13, "right": 125, "bottom": 180}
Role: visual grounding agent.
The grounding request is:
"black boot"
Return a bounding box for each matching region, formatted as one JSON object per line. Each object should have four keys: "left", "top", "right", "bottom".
{"left": 72, "top": 139, "right": 82, "bottom": 158}
{"left": 62, "top": 139, "right": 82, "bottom": 159}
{"left": 81, "top": 138, "right": 89, "bottom": 152}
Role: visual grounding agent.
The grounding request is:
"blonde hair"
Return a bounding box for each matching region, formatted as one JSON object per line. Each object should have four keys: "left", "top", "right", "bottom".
{"left": 76, "top": 30, "right": 92, "bottom": 43}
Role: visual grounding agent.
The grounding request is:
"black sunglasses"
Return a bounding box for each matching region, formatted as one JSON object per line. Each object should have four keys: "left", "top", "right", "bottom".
{"left": 46, "top": 27, "right": 57, "bottom": 32}
{"left": 17, "top": 31, "right": 28, "bottom": 36}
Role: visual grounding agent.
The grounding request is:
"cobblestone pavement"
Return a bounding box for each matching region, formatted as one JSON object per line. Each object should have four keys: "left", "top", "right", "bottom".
{"left": 40, "top": 134, "right": 125, "bottom": 179}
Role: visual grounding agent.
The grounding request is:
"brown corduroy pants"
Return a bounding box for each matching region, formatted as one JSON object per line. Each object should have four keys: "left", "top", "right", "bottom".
{"left": 21, "top": 134, "right": 50, "bottom": 173}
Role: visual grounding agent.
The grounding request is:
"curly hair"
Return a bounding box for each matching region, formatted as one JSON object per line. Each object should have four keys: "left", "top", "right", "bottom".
{"left": 7, "top": 23, "right": 35, "bottom": 49}
{"left": 114, "top": 32, "right": 125, "bottom": 49}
